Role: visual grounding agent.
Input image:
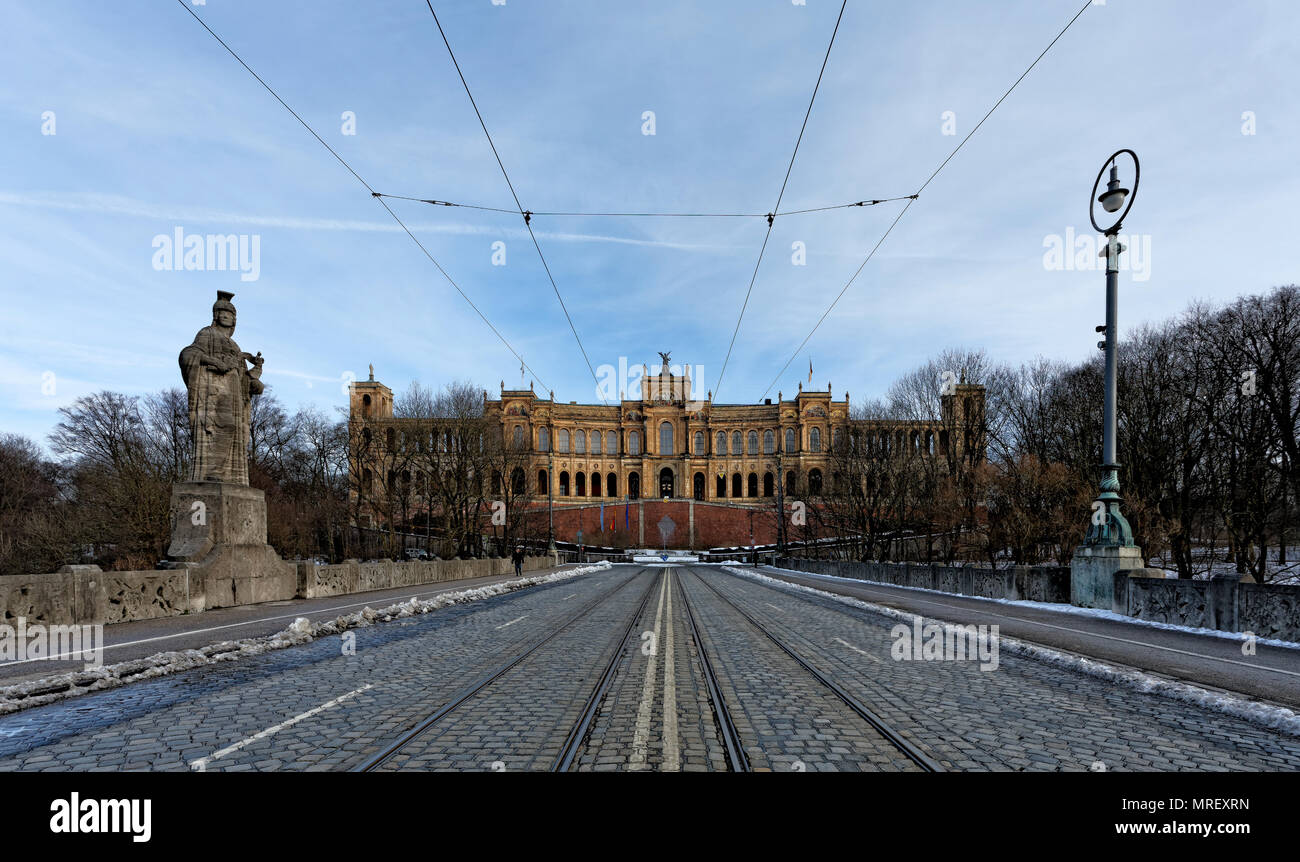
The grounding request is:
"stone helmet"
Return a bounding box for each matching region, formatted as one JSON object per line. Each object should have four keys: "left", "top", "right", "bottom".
{"left": 212, "top": 290, "right": 237, "bottom": 322}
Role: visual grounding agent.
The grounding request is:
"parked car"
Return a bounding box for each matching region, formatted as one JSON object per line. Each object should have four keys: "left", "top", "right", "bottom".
{"left": 404, "top": 549, "right": 430, "bottom": 561}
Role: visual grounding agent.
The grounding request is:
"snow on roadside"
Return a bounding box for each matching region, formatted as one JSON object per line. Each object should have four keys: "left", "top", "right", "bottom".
{"left": 763, "top": 564, "right": 1300, "bottom": 651}
{"left": 720, "top": 566, "right": 1300, "bottom": 738}
{"left": 0, "top": 561, "right": 612, "bottom": 718}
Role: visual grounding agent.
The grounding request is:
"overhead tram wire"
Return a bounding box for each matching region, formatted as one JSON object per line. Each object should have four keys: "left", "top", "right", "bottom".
{"left": 758, "top": 0, "right": 1097, "bottom": 401}
{"left": 424, "top": 2, "right": 607, "bottom": 405}
{"left": 370, "top": 192, "right": 918, "bottom": 219}
{"left": 711, "top": 0, "right": 848, "bottom": 404}
{"left": 173, "top": 0, "right": 551, "bottom": 395}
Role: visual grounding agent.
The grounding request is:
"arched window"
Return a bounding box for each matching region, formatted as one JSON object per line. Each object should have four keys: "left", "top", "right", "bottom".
{"left": 538, "top": 426, "right": 550, "bottom": 452}
{"left": 591, "top": 472, "right": 602, "bottom": 496}
{"left": 764, "top": 429, "right": 774, "bottom": 454}
{"left": 785, "top": 428, "right": 796, "bottom": 452}
{"left": 591, "top": 430, "right": 602, "bottom": 454}
{"left": 658, "top": 467, "right": 674, "bottom": 498}
{"left": 628, "top": 471, "right": 640, "bottom": 499}
{"left": 716, "top": 474, "right": 727, "bottom": 497}
{"left": 809, "top": 468, "right": 823, "bottom": 496}
{"left": 575, "top": 429, "right": 586, "bottom": 454}
{"left": 694, "top": 431, "right": 704, "bottom": 454}
{"left": 557, "top": 429, "right": 570, "bottom": 453}
{"left": 732, "top": 431, "right": 742, "bottom": 454}
{"left": 747, "top": 431, "right": 758, "bottom": 454}
{"left": 576, "top": 472, "right": 586, "bottom": 496}
{"left": 732, "top": 473, "right": 742, "bottom": 498}
{"left": 607, "top": 473, "right": 617, "bottom": 498}
{"left": 362, "top": 427, "right": 372, "bottom": 444}
{"left": 386, "top": 427, "right": 395, "bottom": 449}
{"left": 763, "top": 472, "right": 774, "bottom": 497}
{"left": 716, "top": 432, "right": 727, "bottom": 455}
{"left": 491, "top": 471, "right": 502, "bottom": 495}
{"left": 747, "top": 472, "right": 758, "bottom": 497}
{"left": 559, "top": 471, "right": 570, "bottom": 496}
{"left": 809, "top": 428, "right": 822, "bottom": 452}
{"left": 785, "top": 470, "right": 796, "bottom": 495}
{"left": 693, "top": 472, "right": 705, "bottom": 500}
{"left": 629, "top": 431, "right": 641, "bottom": 455}
{"left": 362, "top": 393, "right": 372, "bottom": 415}
{"left": 660, "top": 421, "right": 674, "bottom": 455}
{"left": 833, "top": 427, "right": 844, "bottom": 452}
{"left": 510, "top": 468, "right": 525, "bottom": 495}
{"left": 537, "top": 469, "right": 548, "bottom": 495}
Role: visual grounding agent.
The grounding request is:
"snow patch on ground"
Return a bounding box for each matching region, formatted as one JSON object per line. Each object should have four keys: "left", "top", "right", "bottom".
{"left": 0, "top": 561, "right": 612, "bottom": 717}
{"left": 763, "top": 564, "right": 1300, "bottom": 650}
{"left": 720, "top": 566, "right": 1300, "bottom": 738}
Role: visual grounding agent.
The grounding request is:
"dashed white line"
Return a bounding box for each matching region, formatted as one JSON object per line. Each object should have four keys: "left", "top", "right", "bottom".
{"left": 0, "top": 580, "right": 523, "bottom": 667}
{"left": 786, "top": 572, "right": 1300, "bottom": 679}
{"left": 765, "top": 602, "right": 783, "bottom": 613}
{"left": 495, "top": 615, "right": 528, "bottom": 630}
{"left": 189, "top": 684, "right": 373, "bottom": 771}
{"left": 631, "top": 572, "right": 668, "bottom": 771}
{"left": 834, "top": 637, "right": 881, "bottom": 662}
{"left": 561, "top": 594, "right": 578, "bottom": 601}
{"left": 662, "top": 571, "right": 680, "bottom": 772}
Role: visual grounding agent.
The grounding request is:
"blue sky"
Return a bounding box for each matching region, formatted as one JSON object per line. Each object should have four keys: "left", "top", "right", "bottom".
{"left": 2, "top": 0, "right": 1296, "bottom": 444}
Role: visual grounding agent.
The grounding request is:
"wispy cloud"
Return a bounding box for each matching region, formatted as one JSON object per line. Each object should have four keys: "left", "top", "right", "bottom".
{"left": 0, "top": 191, "right": 734, "bottom": 251}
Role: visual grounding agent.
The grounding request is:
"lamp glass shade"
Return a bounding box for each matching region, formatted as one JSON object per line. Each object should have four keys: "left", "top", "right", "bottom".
{"left": 1099, "top": 186, "right": 1128, "bottom": 213}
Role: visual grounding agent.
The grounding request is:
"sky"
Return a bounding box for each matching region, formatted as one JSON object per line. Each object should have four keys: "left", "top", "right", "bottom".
{"left": 1, "top": 0, "right": 1297, "bottom": 446}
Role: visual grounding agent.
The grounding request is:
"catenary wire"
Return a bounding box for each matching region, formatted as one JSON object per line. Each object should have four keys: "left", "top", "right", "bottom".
{"left": 174, "top": 0, "right": 550, "bottom": 394}
{"left": 759, "top": 0, "right": 1096, "bottom": 401}
{"left": 712, "top": 0, "right": 849, "bottom": 404}
{"left": 425, "top": 1, "right": 606, "bottom": 404}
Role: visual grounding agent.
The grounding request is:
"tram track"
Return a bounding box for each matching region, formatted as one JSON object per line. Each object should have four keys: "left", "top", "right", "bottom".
{"left": 353, "top": 568, "right": 654, "bottom": 772}
{"left": 680, "top": 566, "right": 944, "bottom": 773}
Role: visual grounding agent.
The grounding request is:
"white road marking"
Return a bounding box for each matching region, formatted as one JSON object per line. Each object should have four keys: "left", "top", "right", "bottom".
{"left": 662, "top": 571, "right": 680, "bottom": 772}
{"left": 630, "top": 572, "right": 668, "bottom": 771}
{"left": 495, "top": 615, "right": 528, "bottom": 630}
{"left": 765, "top": 602, "right": 783, "bottom": 613}
{"left": 0, "top": 580, "right": 526, "bottom": 668}
{"left": 189, "top": 684, "right": 373, "bottom": 771}
{"left": 834, "top": 637, "right": 881, "bottom": 662}
{"left": 562, "top": 594, "right": 578, "bottom": 601}
{"left": 783, "top": 571, "right": 1300, "bottom": 679}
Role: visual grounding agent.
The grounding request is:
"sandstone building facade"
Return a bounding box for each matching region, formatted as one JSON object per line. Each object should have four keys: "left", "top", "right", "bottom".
{"left": 348, "top": 362, "right": 985, "bottom": 513}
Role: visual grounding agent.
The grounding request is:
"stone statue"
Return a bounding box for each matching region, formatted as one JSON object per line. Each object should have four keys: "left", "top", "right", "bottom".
{"left": 179, "top": 291, "right": 264, "bottom": 484}
{"left": 658, "top": 351, "right": 671, "bottom": 366}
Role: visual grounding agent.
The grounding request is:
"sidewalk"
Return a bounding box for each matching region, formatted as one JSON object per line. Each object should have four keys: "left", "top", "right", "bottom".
{"left": 0, "top": 563, "right": 580, "bottom": 686}
{"left": 754, "top": 565, "right": 1300, "bottom": 710}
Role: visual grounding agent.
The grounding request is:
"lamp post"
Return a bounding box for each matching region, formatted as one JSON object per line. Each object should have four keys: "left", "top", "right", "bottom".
{"left": 1083, "top": 149, "right": 1139, "bottom": 548}
{"left": 547, "top": 440, "right": 555, "bottom": 556}
{"left": 1071, "top": 149, "right": 1144, "bottom": 608}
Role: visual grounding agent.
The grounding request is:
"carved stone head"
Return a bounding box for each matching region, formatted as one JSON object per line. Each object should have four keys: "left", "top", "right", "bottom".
{"left": 212, "top": 290, "right": 236, "bottom": 332}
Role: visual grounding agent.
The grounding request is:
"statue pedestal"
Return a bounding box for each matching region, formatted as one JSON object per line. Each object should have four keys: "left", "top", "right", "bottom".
{"left": 1070, "top": 543, "right": 1145, "bottom": 609}
{"left": 167, "top": 482, "right": 295, "bottom": 610}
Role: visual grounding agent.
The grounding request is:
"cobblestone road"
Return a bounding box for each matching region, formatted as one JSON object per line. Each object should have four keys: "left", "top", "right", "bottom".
{"left": 1, "top": 564, "right": 1297, "bottom": 771}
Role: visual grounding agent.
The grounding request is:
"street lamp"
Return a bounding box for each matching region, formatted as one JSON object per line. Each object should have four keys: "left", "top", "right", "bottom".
{"left": 1082, "top": 149, "right": 1140, "bottom": 548}
{"left": 547, "top": 435, "right": 556, "bottom": 556}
